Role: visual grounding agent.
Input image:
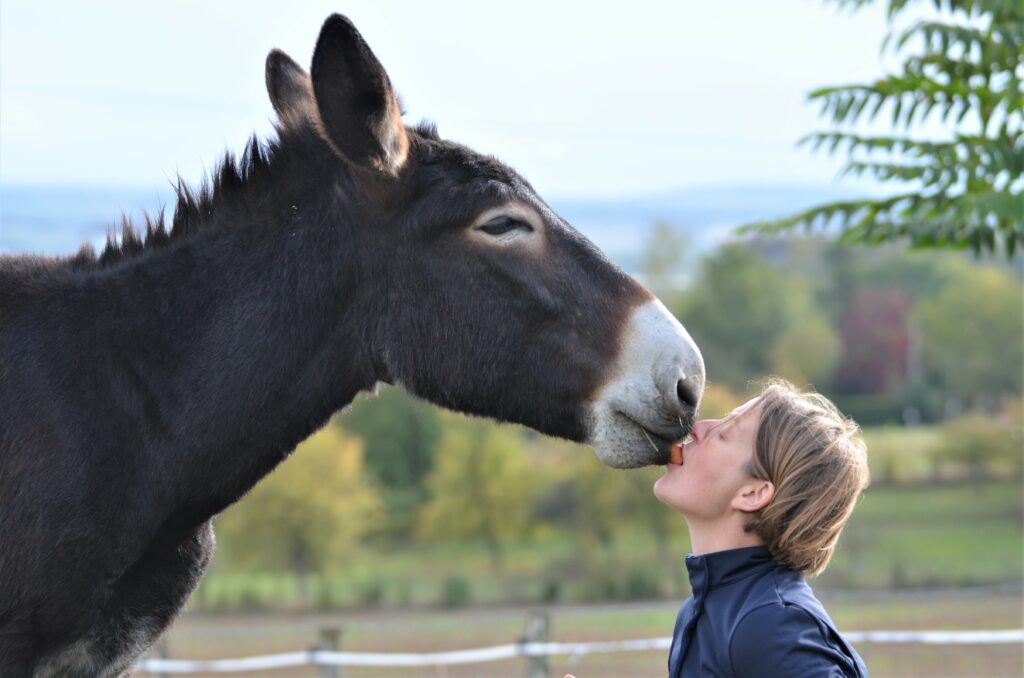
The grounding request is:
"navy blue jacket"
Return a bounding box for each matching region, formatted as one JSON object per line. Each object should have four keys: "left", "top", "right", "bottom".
{"left": 668, "top": 546, "right": 867, "bottom": 677}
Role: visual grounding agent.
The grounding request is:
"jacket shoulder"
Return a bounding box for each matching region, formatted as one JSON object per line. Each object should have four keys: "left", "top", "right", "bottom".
{"left": 773, "top": 569, "right": 833, "bottom": 617}
{"left": 728, "top": 602, "right": 865, "bottom": 677}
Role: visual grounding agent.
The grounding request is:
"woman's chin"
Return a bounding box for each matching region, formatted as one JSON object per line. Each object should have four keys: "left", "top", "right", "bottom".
{"left": 652, "top": 476, "right": 676, "bottom": 506}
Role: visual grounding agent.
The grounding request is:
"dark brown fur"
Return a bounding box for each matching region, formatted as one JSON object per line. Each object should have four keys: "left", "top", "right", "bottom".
{"left": 0, "top": 15, "right": 651, "bottom": 676}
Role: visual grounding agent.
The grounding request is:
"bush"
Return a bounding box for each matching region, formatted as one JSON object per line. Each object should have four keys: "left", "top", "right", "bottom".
{"left": 861, "top": 426, "right": 943, "bottom": 484}
{"left": 540, "top": 580, "right": 561, "bottom": 604}
{"left": 396, "top": 580, "right": 414, "bottom": 608}
{"left": 935, "top": 412, "right": 1024, "bottom": 481}
{"left": 578, "top": 565, "right": 664, "bottom": 602}
{"left": 315, "top": 579, "right": 338, "bottom": 610}
{"left": 830, "top": 394, "right": 906, "bottom": 426}
{"left": 237, "top": 584, "right": 269, "bottom": 611}
{"left": 579, "top": 571, "right": 619, "bottom": 603}
{"left": 355, "top": 578, "right": 386, "bottom": 608}
{"left": 440, "top": 575, "right": 472, "bottom": 608}
{"left": 622, "top": 568, "right": 663, "bottom": 600}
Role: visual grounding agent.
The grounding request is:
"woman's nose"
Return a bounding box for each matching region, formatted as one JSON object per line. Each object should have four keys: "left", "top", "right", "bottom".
{"left": 692, "top": 419, "right": 716, "bottom": 441}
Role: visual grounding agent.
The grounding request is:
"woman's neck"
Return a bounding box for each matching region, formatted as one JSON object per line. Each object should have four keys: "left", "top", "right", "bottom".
{"left": 685, "top": 514, "right": 765, "bottom": 556}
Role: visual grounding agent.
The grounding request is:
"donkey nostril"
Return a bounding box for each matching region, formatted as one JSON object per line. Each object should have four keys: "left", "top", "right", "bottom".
{"left": 676, "top": 378, "right": 699, "bottom": 410}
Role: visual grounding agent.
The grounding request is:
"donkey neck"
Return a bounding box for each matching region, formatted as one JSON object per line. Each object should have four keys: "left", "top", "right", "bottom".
{"left": 82, "top": 179, "right": 379, "bottom": 527}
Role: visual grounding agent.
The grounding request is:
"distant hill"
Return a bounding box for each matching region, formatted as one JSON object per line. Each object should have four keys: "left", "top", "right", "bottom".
{"left": 1, "top": 183, "right": 868, "bottom": 272}
{"left": 550, "top": 185, "right": 869, "bottom": 272}
{"left": 0, "top": 184, "right": 173, "bottom": 257}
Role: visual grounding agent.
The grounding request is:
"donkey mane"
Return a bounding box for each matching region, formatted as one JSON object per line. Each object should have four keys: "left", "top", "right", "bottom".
{"left": 65, "top": 135, "right": 273, "bottom": 271}
{"left": 66, "top": 119, "right": 441, "bottom": 272}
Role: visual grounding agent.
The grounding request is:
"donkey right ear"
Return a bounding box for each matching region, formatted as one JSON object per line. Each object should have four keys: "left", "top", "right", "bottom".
{"left": 310, "top": 14, "right": 409, "bottom": 176}
{"left": 266, "top": 49, "right": 315, "bottom": 128}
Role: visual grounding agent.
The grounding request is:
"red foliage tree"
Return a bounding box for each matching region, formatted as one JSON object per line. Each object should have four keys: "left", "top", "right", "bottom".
{"left": 834, "top": 289, "right": 910, "bottom": 396}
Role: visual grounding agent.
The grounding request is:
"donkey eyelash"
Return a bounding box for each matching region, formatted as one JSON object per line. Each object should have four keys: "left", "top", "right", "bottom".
{"left": 477, "top": 216, "right": 533, "bottom": 237}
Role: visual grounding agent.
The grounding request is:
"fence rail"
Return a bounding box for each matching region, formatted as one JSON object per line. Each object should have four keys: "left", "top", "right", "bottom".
{"left": 138, "top": 628, "right": 1024, "bottom": 674}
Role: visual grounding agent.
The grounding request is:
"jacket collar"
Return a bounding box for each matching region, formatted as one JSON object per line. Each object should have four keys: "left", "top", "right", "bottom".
{"left": 685, "top": 545, "right": 774, "bottom": 593}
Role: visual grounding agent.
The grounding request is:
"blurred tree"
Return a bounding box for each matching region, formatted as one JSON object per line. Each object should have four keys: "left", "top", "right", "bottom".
{"left": 834, "top": 288, "right": 911, "bottom": 395}
{"left": 680, "top": 244, "right": 820, "bottom": 390}
{"left": 417, "top": 416, "right": 542, "bottom": 569}
{"left": 748, "top": 0, "right": 1023, "bottom": 255}
{"left": 337, "top": 386, "right": 441, "bottom": 537}
{"left": 770, "top": 316, "right": 843, "bottom": 389}
{"left": 697, "top": 382, "right": 747, "bottom": 419}
{"left": 216, "top": 425, "right": 384, "bottom": 601}
{"left": 620, "top": 467, "right": 690, "bottom": 583}
{"left": 639, "top": 221, "right": 692, "bottom": 309}
{"left": 562, "top": 455, "right": 629, "bottom": 552}
{"left": 818, "top": 241, "right": 963, "bottom": 324}
{"left": 934, "top": 411, "right": 1024, "bottom": 480}
{"left": 915, "top": 263, "right": 1024, "bottom": 411}
{"left": 532, "top": 471, "right": 625, "bottom": 560}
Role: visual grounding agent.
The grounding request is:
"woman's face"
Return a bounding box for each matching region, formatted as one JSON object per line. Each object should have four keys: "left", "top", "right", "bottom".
{"left": 653, "top": 397, "right": 763, "bottom": 521}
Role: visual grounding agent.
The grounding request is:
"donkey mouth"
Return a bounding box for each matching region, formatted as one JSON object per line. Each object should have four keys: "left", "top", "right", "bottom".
{"left": 589, "top": 408, "right": 692, "bottom": 469}
{"left": 630, "top": 416, "right": 690, "bottom": 464}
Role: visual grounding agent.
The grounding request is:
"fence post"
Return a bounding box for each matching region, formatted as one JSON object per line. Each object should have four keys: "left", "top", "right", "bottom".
{"left": 317, "top": 626, "right": 343, "bottom": 678}
{"left": 523, "top": 610, "right": 550, "bottom": 678}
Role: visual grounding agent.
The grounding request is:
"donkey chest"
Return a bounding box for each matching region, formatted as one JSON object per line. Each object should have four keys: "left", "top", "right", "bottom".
{"left": 34, "top": 623, "right": 160, "bottom": 678}
{"left": 34, "top": 522, "right": 215, "bottom": 678}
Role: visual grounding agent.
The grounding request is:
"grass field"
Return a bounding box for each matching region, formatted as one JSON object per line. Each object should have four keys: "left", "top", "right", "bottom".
{"left": 823, "top": 480, "right": 1023, "bottom": 589}
{"left": 192, "top": 480, "right": 1023, "bottom": 610}
{"left": 144, "top": 589, "right": 1023, "bottom": 677}
{"left": 144, "top": 478, "right": 1024, "bottom": 676}
{"left": 861, "top": 425, "right": 947, "bottom": 483}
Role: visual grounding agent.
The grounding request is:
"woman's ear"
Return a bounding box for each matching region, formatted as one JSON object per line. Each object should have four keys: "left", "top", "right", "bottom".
{"left": 732, "top": 480, "right": 774, "bottom": 513}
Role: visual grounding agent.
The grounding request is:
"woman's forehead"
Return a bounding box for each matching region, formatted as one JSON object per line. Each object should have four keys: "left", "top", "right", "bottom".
{"left": 729, "top": 399, "right": 761, "bottom": 419}
{"left": 720, "top": 396, "right": 763, "bottom": 432}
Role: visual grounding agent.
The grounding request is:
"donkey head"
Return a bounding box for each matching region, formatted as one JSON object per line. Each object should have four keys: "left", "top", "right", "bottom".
{"left": 266, "top": 15, "right": 704, "bottom": 468}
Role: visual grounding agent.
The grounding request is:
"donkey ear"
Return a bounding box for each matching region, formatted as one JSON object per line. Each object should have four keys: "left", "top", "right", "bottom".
{"left": 266, "top": 49, "right": 315, "bottom": 127}
{"left": 310, "top": 14, "right": 409, "bottom": 176}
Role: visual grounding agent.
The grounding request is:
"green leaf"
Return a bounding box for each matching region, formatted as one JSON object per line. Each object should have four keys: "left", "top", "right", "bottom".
{"left": 761, "top": 0, "right": 1022, "bottom": 257}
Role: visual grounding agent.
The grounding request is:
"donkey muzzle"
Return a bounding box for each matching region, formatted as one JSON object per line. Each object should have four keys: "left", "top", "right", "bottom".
{"left": 587, "top": 298, "right": 705, "bottom": 468}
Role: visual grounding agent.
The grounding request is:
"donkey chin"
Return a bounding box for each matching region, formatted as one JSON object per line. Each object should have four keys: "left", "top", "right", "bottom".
{"left": 587, "top": 299, "right": 705, "bottom": 469}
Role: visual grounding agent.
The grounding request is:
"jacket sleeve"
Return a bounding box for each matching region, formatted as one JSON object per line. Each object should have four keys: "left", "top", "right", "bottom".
{"left": 729, "top": 604, "right": 863, "bottom": 677}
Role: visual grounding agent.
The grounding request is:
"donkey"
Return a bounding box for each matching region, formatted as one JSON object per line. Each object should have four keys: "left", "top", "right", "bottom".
{"left": 0, "top": 14, "right": 704, "bottom": 677}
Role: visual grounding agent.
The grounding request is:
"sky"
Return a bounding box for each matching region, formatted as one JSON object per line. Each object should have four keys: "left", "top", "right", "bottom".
{"left": 0, "top": 0, "right": 900, "bottom": 199}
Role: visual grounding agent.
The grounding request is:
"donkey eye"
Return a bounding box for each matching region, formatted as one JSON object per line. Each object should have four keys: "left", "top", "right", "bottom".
{"left": 477, "top": 216, "right": 533, "bottom": 236}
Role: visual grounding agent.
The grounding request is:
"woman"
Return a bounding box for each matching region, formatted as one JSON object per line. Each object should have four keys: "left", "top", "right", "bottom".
{"left": 655, "top": 377, "right": 870, "bottom": 676}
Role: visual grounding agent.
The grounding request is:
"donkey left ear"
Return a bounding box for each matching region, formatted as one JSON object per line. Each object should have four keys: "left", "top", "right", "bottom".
{"left": 310, "top": 14, "right": 409, "bottom": 176}
{"left": 266, "top": 49, "right": 316, "bottom": 128}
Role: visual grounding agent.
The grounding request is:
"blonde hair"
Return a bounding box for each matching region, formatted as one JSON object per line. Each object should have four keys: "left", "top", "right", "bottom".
{"left": 744, "top": 378, "right": 869, "bottom": 576}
